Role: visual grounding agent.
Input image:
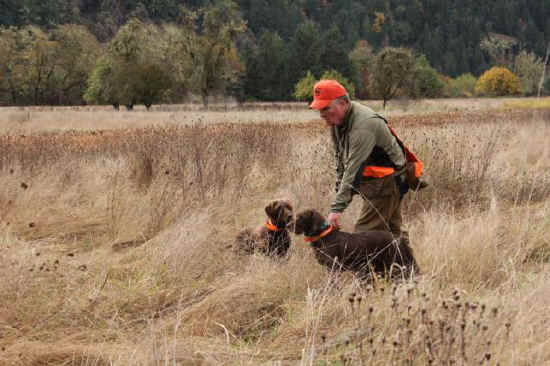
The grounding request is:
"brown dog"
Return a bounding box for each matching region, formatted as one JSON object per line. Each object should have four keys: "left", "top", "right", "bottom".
{"left": 294, "top": 209, "right": 419, "bottom": 279}
{"left": 234, "top": 200, "right": 294, "bottom": 257}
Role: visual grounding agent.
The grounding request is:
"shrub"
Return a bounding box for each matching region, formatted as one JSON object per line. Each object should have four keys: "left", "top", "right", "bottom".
{"left": 475, "top": 67, "right": 520, "bottom": 96}
{"left": 444, "top": 73, "right": 478, "bottom": 97}
{"left": 294, "top": 69, "right": 355, "bottom": 102}
{"left": 409, "top": 54, "right": 444, "bottom": 98}
{"left": 294, "top": 71, "right": 317, "bottom": 101}
{"left": 320, "top": 69, "right": 355, "bottom": 98}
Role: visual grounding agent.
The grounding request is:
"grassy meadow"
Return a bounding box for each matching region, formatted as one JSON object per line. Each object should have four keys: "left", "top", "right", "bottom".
{"left": 1, "top": 98, "right": 550, "bottom": 365}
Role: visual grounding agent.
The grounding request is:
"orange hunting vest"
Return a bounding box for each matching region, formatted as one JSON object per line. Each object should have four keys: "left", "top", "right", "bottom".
{"left": 362, "top": 124, "right": 423, "bottom": 179}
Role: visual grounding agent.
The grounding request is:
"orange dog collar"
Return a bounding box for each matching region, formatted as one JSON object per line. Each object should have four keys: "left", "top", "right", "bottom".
{"left": 265, "top": 220, "right": 279, "bottom": 232}
{"left": 304, "top": 225, "right": 334, "bottom": 243}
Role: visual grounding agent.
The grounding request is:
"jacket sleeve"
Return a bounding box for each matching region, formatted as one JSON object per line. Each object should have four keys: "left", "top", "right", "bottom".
{"left": 330, "top": 124, "right": 376, "bottom": 213}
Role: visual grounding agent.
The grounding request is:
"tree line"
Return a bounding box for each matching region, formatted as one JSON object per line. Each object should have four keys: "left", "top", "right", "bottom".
{"left": 0, "top": 0, "right": 549, "bottom": 107}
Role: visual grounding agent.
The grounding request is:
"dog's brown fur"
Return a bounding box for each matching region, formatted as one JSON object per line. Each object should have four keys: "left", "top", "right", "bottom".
{"left": 294, "top": 209, "right": 419, "bottom": 279}
{"left": 234, "top": 200, "right": 294, "bottom": 257}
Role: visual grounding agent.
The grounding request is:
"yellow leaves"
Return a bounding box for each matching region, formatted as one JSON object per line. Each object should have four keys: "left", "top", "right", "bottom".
{"left": 373, "top": 12, "right": 385, "bottom": 33}
{"left": 475, "top": 67, "right": 520, "bottom": 96}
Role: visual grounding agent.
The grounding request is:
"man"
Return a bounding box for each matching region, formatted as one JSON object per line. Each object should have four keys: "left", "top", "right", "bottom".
{"left": 310, "top": 79, "right": 407, "bottom": 239}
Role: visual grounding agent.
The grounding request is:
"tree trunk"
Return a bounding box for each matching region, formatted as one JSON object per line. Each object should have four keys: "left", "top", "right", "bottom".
{"left": 201, "top": 90, "right": 209, "bottom": 108}
{"left": 537, "top": 42, "right": 550, "bottom": 98}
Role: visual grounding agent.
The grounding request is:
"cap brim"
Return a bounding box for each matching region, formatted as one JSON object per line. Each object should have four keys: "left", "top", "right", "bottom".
{"left": 309, "top": 99, "right": 331, "bottom": 110}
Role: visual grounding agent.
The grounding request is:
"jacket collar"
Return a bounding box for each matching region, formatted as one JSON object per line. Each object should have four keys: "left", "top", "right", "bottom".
{"left": 334, "top": 101, "right": 354, "bottom": 136}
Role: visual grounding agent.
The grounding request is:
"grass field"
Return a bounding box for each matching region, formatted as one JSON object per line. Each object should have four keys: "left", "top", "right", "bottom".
{"left": 1, "top": 98, "right": 549, "bottom": 365}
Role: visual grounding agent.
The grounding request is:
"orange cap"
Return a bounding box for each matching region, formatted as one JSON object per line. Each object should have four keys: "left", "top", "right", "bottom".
{"left": 309, "top": 80, "right": 347, "bottom": 110}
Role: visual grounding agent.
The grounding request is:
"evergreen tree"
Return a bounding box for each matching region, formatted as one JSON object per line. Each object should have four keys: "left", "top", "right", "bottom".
{"left": 319, "top": 24, "right": 353, "bottom": 79}
{"left": 244, "top": 31, "right": 290, "bottom": 100}
{"left": 0, "top": 0, "right": 24, "bottom": 26}
{"left": 289, "top": 20, "right": 323, "bottom": 82}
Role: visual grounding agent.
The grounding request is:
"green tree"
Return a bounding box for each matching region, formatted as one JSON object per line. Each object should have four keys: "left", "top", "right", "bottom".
{"left": 85, "top": 18, "right": 172, "bottom": 109}
{"left": 349, "top": 39, "right": 375, "bottom": 99}
{"left": 134, "top": 63, "right": 173, "bottom": 109}
{"left": 480, "top": 33, "right": 517, "bottom": 69}
{"left": 371, "top": 47, "right": 415, "bottom": 109}
{"left": 409, "top": 54, "right": 444, "bottom": 98}
{"left": 19, "top": 26, "right": 58, "bottom": 104}
{"left": 294, "top": 69, "right": 354, "bottom": 102}
{"left": 320, "top": 69, "right": 355, "bottom": 98}
{"left": 0, "top": 25, "right": 84, "bottom": 105}
{"left": 293, "top": 70, "right": 316, "bottom": 101}
{"left": 49, "top": 24, "right": 101, "bottom": 104}
{"left": 0, "top": 26, "right": 23, "bottom": 104}
{"left": 0, "top": 0, "right": 23, "bottom": 26}
{"left": 243, "top": 0, "right": 303, "bottom": 40}
{"left": 245, "top": 31, "right": 291, "bottom": 101}
{"left": 443, "top": 73, "right": 477, "bottom": 97}
{"left": 289, "top": 20, "right": 323, "bottom": 82}
{"left": 513, "top": 50, "right": 544, "bottom": 96}
{"left": 21, "top": 0, "right": 77, "bottom": 27}
{"left": 84, "top": 57, "right": 119, "bottom": 108}
{"left": 180, "top": 0, "right": 246, "bottom": 106}
{"left": 319, "top": 24, "right": 353, "bottom": 79}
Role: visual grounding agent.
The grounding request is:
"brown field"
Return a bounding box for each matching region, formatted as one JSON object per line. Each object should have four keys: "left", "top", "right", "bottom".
{"left": 1, "top": 98, "right": 550, "bottom": 365}
{"left": 1, "top": 97, "right": 543, "bottom": 134}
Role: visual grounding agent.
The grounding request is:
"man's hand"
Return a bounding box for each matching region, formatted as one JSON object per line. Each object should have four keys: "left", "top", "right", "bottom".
{"left": 327, "top": 212, "right": 342, "bottom": 229}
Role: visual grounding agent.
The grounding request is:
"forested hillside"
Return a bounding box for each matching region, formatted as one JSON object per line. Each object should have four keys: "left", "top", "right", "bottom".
{"left": 1, "top": 0, "right": 549, "bottom": 105}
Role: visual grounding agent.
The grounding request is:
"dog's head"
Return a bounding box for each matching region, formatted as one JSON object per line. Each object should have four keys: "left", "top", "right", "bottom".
{"left": 294, "top": 209, "right": 328, "bottom": 236}
{"left": 265, "top": 200, "right": 294, "bottom": 229}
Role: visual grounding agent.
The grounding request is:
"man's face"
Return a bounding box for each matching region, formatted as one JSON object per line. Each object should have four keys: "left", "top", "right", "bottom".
{"left": 319, "top": 99, "right": 348, "bottom": 126}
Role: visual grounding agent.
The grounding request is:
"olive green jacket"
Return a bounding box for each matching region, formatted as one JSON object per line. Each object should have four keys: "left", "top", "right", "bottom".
{"left": 330, "top": 102, "right": 406, "bottom": 213}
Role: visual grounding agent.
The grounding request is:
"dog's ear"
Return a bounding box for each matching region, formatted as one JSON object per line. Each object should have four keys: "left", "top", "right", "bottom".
{"left": 265, "top": 200, "right": 279, "bottom": 220}
{"left": 280, "top": 200, "right": 293, "bottom": 214}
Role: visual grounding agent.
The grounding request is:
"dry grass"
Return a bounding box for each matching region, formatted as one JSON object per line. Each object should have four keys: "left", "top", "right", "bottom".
{"left": 501, "top": 97, "right": 550, "bottom": 110}
{"left": 1, "top": 97, "right": 538, "bottom": 134}
{"left": 0, "top": 100, "right": 549, "bottom": 365}
{"left": 0, "top": 105, "right": 318, "bottom": 134}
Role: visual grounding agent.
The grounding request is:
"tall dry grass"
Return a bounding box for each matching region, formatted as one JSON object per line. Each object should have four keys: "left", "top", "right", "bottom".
{"left": 0, "top": 105, "right": 549, "bottom": 365}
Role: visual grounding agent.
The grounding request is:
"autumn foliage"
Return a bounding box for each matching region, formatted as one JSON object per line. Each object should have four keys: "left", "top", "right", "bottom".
{"left": 475, "top": 66, "right": 520, "bottom": 96}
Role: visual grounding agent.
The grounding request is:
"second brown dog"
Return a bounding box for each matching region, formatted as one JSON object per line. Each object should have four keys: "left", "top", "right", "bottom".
{"left": 294, "top": 209, "right": 419, "bottom": 279}
{"left": 234, "top": 200, "right": 294, "bottom": 258}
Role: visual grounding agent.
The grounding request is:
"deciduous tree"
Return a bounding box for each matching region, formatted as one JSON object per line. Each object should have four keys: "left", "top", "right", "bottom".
{"left": 513, "top": 50, "right": 544, "bottom": 96}
{"left": 85, "top": 18, "right": 172, "bottom": 109}
{"left": 371, "top": 47, "right": 415, "bottom": 109}
{"left": 349, "top": 39, "right": 375, "bottom": 99}
{"left": 180, "top": 0, "right": 246, "bottom": 106}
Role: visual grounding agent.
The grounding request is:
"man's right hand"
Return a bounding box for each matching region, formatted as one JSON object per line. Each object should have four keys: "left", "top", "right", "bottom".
{"left": 327, "top": 212, "right": 342, "bottom": 230}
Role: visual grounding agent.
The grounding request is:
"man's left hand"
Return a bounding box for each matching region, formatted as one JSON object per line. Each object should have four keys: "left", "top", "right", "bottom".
{"left": 327, "top": 212, "right": 341, "bottom": 229}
